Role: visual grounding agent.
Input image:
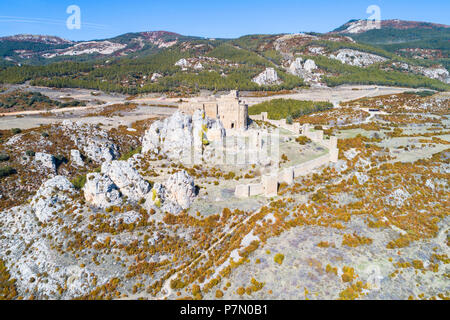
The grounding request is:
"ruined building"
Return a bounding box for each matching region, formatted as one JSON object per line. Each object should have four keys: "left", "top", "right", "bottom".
{"left": 179, "top": 90, "right": 248, "bottom": 130}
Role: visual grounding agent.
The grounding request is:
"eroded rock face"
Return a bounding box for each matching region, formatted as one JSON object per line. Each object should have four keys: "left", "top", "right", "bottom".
{"left": 141, "top": 110, "right": 225, "bottom": 161}
{"left": 83, "top": 173, "right": 122, "bottom": 208}
{"left": 35, "top": 152, "right": 56, "bottom": 172}
{"left": 253, "top": 68, "right": 281, "bottom": 86}
{"left": 101, "top": 160, "right": 151, "bottom": 202}
{"left": 165, "top": 170, "right": 196, "bottom": 210}
{"left": 30, "top": 176, "right": 75, "bottom": 223}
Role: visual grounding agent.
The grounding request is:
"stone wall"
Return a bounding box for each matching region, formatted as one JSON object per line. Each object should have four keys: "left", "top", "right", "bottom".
{"left": 180, "top": 90, "right": 248, "bottom": 130}
{"left": 235, "top": 113, "right": 339, "bottom": 198}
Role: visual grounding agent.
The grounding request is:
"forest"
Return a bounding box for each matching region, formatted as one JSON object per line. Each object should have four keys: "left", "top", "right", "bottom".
{"left": 248, "top": 99, "right": 333, "bottom": 120}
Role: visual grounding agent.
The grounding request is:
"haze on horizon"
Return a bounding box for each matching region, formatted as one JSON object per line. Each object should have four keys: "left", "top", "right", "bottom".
{"left": 0, "top": 0, "right": 449, "bottom": 41}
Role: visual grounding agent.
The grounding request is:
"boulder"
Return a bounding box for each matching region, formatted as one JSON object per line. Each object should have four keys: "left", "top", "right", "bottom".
{"left": 101, "top": 160, "right": 151, "bottom": 202}
{"left": 83, "top": 173, "right": 122, "bottom": 208}
{"left": 253, "top": 68, "right": 281, "bottom": 86}
{"left": 164, "top": 170, "right": 196, "bottom": 210}
{"left": 30, "top": 176, "right": 75, "bottom": 223}
{"left": 70, "top": 149, "right": 84, "bottom": 167}
{"left": 35, "top": 152, "right": 56, "bottom": 172}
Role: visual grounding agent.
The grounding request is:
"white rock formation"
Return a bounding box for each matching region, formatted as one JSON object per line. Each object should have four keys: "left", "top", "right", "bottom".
{"left": 329, "top": 49, "right": 387, "bottom": 67}
{"left": 61, "top": 121, "right": 119, "bottom": 163}
{"left": 288, "top": 57, "right": 321, "bottom": 84}
{"left": 30, "top": 176, "right": 75, "bottom": 223}
{"left": 145, "top": 171, "right": 197, "bottom": 214}
{"left": 417, "top": 66, "right": 450, "bottom": 83}
{"left": 70, "top": 149, "right": 84, "bottom": 167}
{"left": 175, "top": 58, "right": 189, "bottom": 69}
{"left": 101, "top": 160, "right": 151, "bottom": 202}
{"left": 253, "top": 68, "right": 281, "bottom": 86}
{"left": 151, "top": 73, "right": 163, "bottom": 82}
{"left": 164, "top": 170, "right": 196, "bottom": 210}
{"left": 35, "top": 152, "right": 56, "bottom": 172}
{"left": 83, "top": 173, "right": 122, "bottom": 208}
{"left": 141, "top": 110, "right": 225, "bottom": 160}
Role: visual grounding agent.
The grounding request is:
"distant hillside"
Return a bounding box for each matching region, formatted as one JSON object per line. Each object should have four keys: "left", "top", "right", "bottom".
{"left": 0, "top": 21, "right": 449, "bottom": 94}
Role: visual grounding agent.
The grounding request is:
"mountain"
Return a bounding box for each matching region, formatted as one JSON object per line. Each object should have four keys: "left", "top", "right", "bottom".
{"left": 0, "top": 21, "right": 449, "bottom": 93}
{"left": 0, "top": 31, "right": 201, "bottom": 65}
{"left": 331, "top": 19, "right": 449, "bottom": 36}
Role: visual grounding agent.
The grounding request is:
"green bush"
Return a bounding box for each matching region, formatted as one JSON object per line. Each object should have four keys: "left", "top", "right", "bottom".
{"left": 248, "top": 99, "right": 333, "bottom": 120}
{"left": 71, "top": 175, "right": 87, "bottom": 190}
{"left": 0, "top": 166, "right": 16, "bottom": 178}
{"left": 11, "top": 128, "right": 22, "bottom": 135}
{"left": 25, "top": 150, "right": 35, "bottom": 157}
{"left": 119, "top": 146, "right": 142, "bottom": 161}
{"left": 0, "top": 153, "right": 9, "bottom": 162}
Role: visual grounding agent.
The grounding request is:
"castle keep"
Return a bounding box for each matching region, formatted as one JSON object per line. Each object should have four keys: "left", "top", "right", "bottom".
{"left": 179, "top": 90, "right": 248, "bottom": 130}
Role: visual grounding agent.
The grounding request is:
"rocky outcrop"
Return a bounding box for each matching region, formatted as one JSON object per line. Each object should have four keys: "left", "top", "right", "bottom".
{"left": 30, "top": 176, "right": 75, "bottom": 223}
{"left": 151, "top": 73, "right": 163, "bottom": 82}
{"left": 253, "top": 68, "right": 281, "bottom": 86}
{"left": 101, "top": 160, "right": 151, "bottom": 203}
{"left": 164, "top": 170, "right": 196, "bottom": 210}
{"left": 70, "top": 149, "right": 84, "bottom": 167}
{"left": 61, "top": 121, "right": 119, "bottom": 163}
{"left": 83, "top": 173, "right": 122, "bottom": 208}
{"left": 417, "top": 66, "right": 449, "bottom": 83}
{"left": 145, "top": 170, "right": 197, "bottom": 214}
{"left": 35, "top": 152, "right": 56, "bottom": 172}
{"left": 141, "top": 110, "right": 225, "bottom": 160}
{"left": 329, "top": 49, "right": 387, "bottom": 67}
{"left": 288, "top": 57, "right": 321, "bottom": 84}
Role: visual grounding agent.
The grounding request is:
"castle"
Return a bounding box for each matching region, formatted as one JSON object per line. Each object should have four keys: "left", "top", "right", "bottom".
{"left": 179, "top": 90, "right": 248, "bottom": 130}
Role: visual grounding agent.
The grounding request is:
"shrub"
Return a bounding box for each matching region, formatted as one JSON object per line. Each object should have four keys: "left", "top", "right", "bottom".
{"left": 25, "top": 150, "right": 35, "bottom": 157}
{"left": 274, "top": 253, "right": 285, "bottom": 265}
{"left": 0, "top": 166, "right": 16, "bottom": 178}
{"left": 286, "top": 115, "right": 293, "bottom": 125}
{"left": 0, "top": 153, "right": 9, "bottom": 162}
{"left": 71, "top": 175, "right": 87, "bottom": 190}
{"left": 11, "top": 128, "right": 21, "bottom": 135}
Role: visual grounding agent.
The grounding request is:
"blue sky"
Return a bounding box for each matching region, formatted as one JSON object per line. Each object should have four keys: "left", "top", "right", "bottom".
{"left": 0, "top": 0, "right": 449, "bottom": 41}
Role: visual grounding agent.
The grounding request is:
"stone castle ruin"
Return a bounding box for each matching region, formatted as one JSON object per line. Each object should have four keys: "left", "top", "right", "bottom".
{"left": 179, "top": 90, "right": 248, "bottom": 130}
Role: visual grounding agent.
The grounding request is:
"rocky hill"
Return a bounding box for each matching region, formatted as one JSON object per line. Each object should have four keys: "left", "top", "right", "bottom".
{"left": 0, "top": 20, "right": 449, "bottom": 93}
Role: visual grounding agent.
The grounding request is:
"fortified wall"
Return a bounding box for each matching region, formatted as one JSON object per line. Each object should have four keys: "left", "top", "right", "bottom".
{"left": 179, "top": 90, "right": 248, "bottom": 130}
{"left": 235, "top": 113, "right": 339, "bottom": 198}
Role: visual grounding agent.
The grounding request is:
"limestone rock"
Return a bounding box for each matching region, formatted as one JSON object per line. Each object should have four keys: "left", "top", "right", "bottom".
{"left": 35, "top": 152, "right": 56, "bottom": 172}
{"left": 253, "top": 68, "right": 281, "bottom": 86}
{"left": 288, "top": 58, "right": 321, "bottom": 84}
{"left": 164, "top": 170, "right": 196, "bottom": 210}
{"left": 83, "top": 173, "right": 122, "bottom": 208}
{"left": 329, "top": 49, "right": 387, "bottom": 67}
{"left": 101, "top": 160, "right": 151, "bottom": 202}
{"left": 30, "top": 176, "right": 75, "bottom": 223}
{"left": 141, "top": 110, "right": 225, "bottom": 161}
{"left": 70, "top": 149, "right": 84, "bottom": 167}
{"left": 61, "top": 120, "right": 119, "bottom": 163}
{"left": 151, "top": 73, "right": 163, "bottom": 82}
